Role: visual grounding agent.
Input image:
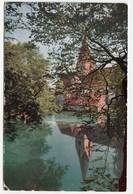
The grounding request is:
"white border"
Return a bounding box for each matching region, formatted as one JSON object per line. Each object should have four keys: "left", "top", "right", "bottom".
{"left": 1, "top": 1, "right": 133, "bottom": 194}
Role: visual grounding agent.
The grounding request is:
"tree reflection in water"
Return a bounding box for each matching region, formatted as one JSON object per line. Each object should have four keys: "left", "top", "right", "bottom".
{"left": 4, "top": 121, "right": 68, "bottom": 191}
{"left": 5, "top": 158, "right": 68, "bottom": 191}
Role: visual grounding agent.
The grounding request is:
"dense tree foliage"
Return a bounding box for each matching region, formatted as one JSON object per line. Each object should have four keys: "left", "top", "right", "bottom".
{"left": 4, "top": 3, "right": 127, "bottom": 132}
{"left": 4, "top": 42, "right": 60, "bottom": 131}
{"left": 4, "top": 3, "right": 127, "bottom": 75}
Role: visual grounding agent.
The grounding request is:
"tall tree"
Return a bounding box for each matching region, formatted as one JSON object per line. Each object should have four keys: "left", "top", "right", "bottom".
{"left": 4, "top": 42, "right": 59, "bottom": 125}
{"left": 25, "top": 3, "right": 127, "bottom": 75}
{"left": 4, "top": 3, "right": 127, "bottom": 75}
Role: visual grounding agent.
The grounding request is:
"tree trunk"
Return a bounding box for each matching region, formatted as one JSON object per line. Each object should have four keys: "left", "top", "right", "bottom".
{"left": 107, "top": 113, "right": 111, "bottom": 137}
{"left": 119, "top": 77, "right": 127, "bottom": 191}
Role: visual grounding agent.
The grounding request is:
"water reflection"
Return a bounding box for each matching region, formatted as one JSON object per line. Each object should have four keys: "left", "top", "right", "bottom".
{"left": 4, "top": 121, "right": 68, "bottom": 191}
{"left": 56, "top": 120, "right": 124, "bottom": 191}
{"left": 76, "top": 133, "right": 93, "bottom": 181}
{"left": 4, "top": 158, "right": 68, "bottom": 191}
{"left": 4, "top": 114, "right": 124, "bottom": 191}
{"left": 56, "top": 121, "right": 93, "bottom": 181}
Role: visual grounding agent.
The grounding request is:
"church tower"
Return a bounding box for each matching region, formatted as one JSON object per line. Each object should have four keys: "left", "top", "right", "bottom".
{"left": 76, "top": 36, "right": 95, "bottom": 76}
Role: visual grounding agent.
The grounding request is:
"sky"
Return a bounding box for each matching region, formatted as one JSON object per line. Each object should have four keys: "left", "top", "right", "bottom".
{"left": 7, "top": 29, "right": 50, "bottom": 58}
{"left": 4, "top": 3, "right": 50, "bottom": 59}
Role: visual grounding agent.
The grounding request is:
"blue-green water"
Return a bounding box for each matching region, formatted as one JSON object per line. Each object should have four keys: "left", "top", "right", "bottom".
{"left": 4, "top": 112, "right": 123, "bottom": 191}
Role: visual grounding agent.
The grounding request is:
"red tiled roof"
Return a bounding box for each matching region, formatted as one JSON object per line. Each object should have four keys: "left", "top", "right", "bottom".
{"left": 67, "top": 92, "right": 101, "bottom": 106}
{"left": 57, "top": 66, "right": 114, "bottom": 107}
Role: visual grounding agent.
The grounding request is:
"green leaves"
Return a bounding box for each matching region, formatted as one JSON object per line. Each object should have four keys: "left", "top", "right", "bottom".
{"left": 5, "top": 3, "right": 127, "bottom": 66}
{"left": 4, "top": 42, "right": 59, "bottom": 128}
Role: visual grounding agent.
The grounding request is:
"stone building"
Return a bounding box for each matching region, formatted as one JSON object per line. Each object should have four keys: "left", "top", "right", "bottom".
{"left": 56, "top": 37, "right": 113, "bottom": 115}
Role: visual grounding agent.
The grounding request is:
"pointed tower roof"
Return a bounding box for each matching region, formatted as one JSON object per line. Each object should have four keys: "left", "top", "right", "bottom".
{"left": 80, "top": 36, "right": 90, "bottom": 55}
{"left": 77, "top": 36, "right": 95, "bottom": 76}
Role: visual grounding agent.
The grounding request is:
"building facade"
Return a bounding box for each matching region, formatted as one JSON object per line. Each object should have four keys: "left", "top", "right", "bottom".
{"left": 56, "top": 37, "right": 113, "bottom": 119}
